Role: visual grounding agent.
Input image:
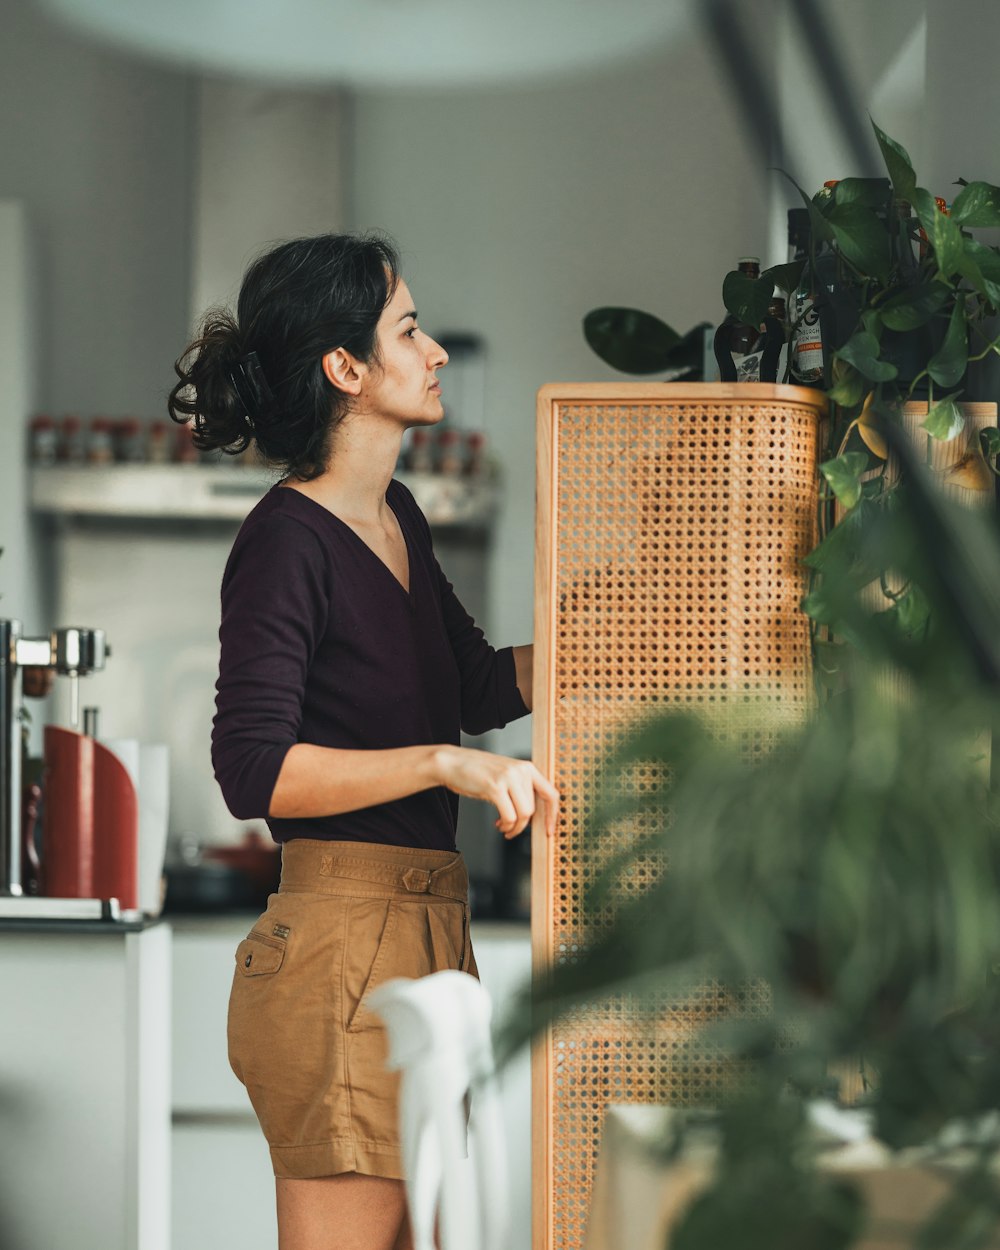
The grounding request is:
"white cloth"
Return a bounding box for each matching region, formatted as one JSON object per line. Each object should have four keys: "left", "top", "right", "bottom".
{"left": 369, "top": 970, "right": 509, "bottom": 1250}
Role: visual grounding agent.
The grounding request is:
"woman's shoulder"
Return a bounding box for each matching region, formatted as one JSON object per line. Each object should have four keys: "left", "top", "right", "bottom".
{"left": 229, "top": 485, "right": 332, "bottom": 562}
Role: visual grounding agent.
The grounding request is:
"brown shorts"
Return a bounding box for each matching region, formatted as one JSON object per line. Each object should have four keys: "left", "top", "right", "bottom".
{"left": 227, "top": 838, "right": 477, "bottom": 1180}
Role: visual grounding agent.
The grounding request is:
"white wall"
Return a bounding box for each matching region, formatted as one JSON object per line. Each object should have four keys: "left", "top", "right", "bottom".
{"left": 190, "top": 79, "right": 348, "bottom": 319}
{"left": 0, "top": 0, "right": 194, "bottom": 634}
{"left": 0, "top": 203, "right": 42, "bottom": 633}
{"left": 350, "top": 34, "right": 777, "bottom": 755}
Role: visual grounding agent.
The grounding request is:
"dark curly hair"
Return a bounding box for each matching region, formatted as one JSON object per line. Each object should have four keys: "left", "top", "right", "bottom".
{"left": 168, "top": 232, "right": 401, "bottom": 480}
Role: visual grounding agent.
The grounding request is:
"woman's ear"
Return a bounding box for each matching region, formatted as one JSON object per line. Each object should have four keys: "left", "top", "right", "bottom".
{"left": 322, "top": 348, "right": 365, "bottom": 396}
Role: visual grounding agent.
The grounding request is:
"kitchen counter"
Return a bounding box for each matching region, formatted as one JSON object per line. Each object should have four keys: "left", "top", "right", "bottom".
{"left": 0, "top": 915, "right": 162, "bottom": 934}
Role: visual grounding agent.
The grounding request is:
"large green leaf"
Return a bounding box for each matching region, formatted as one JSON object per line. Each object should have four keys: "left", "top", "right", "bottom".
{"left": 834, "top": 177, "right": 892, "bottom": 209}
{"left": 722, "top": 270, "right": 775, "bottom": 326}
{"left": 912, "top": 188, "right": 964, "bottom": 278}
{"left": 820, "top": 452, "right": 870, "bottom": 511}
{"left": 763, "top": 260, "right": 805, "bottom": 297}
{"left": 872, "top": 120, "right": 916, "bottom": 201}
{"left": 779, "top": 170, "right": 835, "bottom": 246}
{"left": 826, "top": 204, "right": 890, "bottom": 282}
{"left": 879, "top": 284, "right": 950, "bottom": 331}
{"left": 826, "top": 363, "right": 865, "bottom": 408}
{"left": 926, "top": 299, "right": 968, "bottom": 389}
{"left": 950, "top": 181, "right": 1000, "bottom": 227}
{"left": 583, "top": 307, "right": 680, "bottom": 374}
{"left": 921, "top": 395, "right": 966, "bottom": 441}
{"left": 980, "top": 427, "right": 1000, "bottom": 458}
{"left": 957, "top": 238, "right": 1000, "bottom": 308}
{"left": 835, "top": 330, "right": 898, "bottom": 382}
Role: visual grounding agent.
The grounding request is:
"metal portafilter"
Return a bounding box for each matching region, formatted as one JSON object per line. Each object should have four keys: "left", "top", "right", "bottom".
{"left": 0, "top": 620, "right": 110, "bottom": 898}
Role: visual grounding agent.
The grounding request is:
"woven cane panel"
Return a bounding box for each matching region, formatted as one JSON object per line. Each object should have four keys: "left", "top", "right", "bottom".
{"left": 535, "top": 388, "right": 822, "bottom": 1250}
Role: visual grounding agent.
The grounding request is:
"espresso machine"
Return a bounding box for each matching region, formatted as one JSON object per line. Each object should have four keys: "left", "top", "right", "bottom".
{"left": 0, "top": 617, "right": 126, "bottom": 920}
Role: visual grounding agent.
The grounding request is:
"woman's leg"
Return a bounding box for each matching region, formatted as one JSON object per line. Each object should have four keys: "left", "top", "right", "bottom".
{"left": 276, "top": 1173, "right": 408, "bottom": 1250}
{"left": 392, "top": 1207, "right": 415, "bottom": 1250}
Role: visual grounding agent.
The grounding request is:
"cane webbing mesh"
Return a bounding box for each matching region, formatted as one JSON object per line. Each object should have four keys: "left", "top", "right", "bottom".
{"left": 532, "top": 385, "right": 823, "bottom": 1250}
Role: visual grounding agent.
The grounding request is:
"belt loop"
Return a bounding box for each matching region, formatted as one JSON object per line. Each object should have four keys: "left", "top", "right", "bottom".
{"left": 402, "top": 867, "right": 432, "bottom": 893}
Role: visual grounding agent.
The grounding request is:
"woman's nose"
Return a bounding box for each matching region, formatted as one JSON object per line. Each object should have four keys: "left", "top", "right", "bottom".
{"left": 428, "top": 337, "right": 449, "bottom": 369}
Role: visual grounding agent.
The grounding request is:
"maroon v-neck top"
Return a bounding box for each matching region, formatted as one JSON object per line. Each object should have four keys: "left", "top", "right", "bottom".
{"left": 211, "top": 479, "right": 529, "bottom": 849}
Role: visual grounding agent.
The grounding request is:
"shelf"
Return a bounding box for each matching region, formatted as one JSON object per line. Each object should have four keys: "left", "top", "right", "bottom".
{"left": 30, "top": 464, "right": 500, "bottom": 528}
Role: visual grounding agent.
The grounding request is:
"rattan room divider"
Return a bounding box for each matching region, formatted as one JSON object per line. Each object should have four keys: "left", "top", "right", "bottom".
{"left": 529, "top": 382, "right": 826, "bottom": 1250}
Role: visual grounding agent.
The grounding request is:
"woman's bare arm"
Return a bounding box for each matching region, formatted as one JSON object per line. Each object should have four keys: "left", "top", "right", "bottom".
{"left": 269, "top": 739, "right": 558, "bottom": 838}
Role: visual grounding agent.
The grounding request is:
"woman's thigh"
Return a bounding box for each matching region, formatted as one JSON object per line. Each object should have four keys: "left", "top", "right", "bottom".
{"left": 276, "top": 1172, "right": 407, "bottom": 1250}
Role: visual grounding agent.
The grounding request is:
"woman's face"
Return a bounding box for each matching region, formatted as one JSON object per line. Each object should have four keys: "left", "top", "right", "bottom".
{"left": 362, "top": 277, "right": 449, "bottom": 427}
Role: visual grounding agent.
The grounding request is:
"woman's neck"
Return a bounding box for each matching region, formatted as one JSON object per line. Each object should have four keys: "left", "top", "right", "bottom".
{"left": 282, "top": 414, "right": 406, "bottom": 526}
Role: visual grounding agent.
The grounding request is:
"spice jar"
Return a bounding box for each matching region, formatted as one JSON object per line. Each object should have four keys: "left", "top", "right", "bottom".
{"left": 29, "top": 415, "right": 58, "bottom": 465}
{"left": 115, "top": 417, "right": 146, "bottom": 463}
{"left": 59, "top": 415, "right": 86, "bottom": 463}
{"left": 86, "top": 418, "right": 115, "bottom": 465}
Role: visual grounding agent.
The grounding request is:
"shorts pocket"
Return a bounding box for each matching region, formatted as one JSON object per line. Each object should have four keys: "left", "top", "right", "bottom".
{"left": 345, "top": 900, "right": 400, "bottom": 1033}
{"left": 235, "top": 930, "right": 286, "bottom": 978}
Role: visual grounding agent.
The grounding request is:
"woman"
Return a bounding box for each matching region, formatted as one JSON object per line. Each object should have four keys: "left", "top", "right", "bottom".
{"left": 169, "top": 232, "right": 558, "bottom": 1250}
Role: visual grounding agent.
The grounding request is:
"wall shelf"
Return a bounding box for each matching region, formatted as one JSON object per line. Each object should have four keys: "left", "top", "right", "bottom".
{"left": 30, "top": 464, "right": 499, "bottom": 529}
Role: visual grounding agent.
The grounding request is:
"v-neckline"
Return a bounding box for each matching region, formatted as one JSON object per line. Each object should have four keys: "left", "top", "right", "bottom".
{"left": 278, "top": 483, "right": 414, "bottom": 601}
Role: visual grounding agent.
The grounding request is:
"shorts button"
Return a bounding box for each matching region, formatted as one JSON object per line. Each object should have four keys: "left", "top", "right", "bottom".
{"left": 245, "top": 953, "right": 253, "bottom": 968}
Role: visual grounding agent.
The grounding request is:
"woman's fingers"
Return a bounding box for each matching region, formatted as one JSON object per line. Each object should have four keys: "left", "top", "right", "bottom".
{"left": 533, "top": 771, "right": 560, "bottom": 838}
{"left": 436, "top": 747, "right": 559, "bottom": 839}
{"left": 497, "top": 763, "right": 560, "bottom": 840}
{"left": 492, "top": 787, "right": 520, "bottom": 837}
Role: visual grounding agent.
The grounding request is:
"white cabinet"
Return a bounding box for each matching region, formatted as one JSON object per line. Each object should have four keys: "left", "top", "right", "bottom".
{"left": 169, "top": 914, "right": 532, "bottom": 1250}
{"left": 0, "top": 922, "right": 171, "bottom": 1250}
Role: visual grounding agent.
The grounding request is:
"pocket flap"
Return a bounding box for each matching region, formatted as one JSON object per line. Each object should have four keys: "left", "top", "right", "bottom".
{"left": 235, "top": 935, "right": 285, "bottom": 977}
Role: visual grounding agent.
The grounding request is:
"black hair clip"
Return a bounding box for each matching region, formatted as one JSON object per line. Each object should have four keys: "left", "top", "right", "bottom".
{"left": 228, "top": 351, "right": 275, "bottom": 423}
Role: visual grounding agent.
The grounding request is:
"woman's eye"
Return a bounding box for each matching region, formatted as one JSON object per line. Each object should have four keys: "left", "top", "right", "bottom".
{"left": 405, "top": 326, "right": 418, "bottom": 339}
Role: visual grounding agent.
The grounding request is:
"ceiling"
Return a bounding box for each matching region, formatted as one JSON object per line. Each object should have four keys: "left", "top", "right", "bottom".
{"left": 37, "top": 0, "right": 695, "bottom": 87}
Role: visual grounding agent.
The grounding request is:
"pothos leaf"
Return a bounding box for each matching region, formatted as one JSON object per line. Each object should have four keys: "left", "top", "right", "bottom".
{"left": 879, "top": 284, "right": 950, "bottom": 332}
{"left": 826, "top": 203, "right": 891, "bottom": 283}
{"left": 871, "top": 120, "right": 916, "bottom": 201}
{"left": 926, "top": 298, "right": 969, "bottom": 389}
{"left": 912, "top": 187, "right": 964, "bottom": 278}
{"left": 834, "top": 331, "right": 898, "bottom": 382}
{"left": 892, "top": 584, "right": 931, "bottom": 635}
{"left": 826, "top": 362, "right": 865, "bottom": 408}
{"left": 921, "top": 396, "right": 966, "bottom": 441}
{"left": 722, "top": 270, "right": 775, "bottom": 326}
{"left": 820, "top": 452, "right": 870, "bottom": 511}
{"left": 857, "top": 393, "right": 888, "bottom": 460}
{"left": 950, "top": 181, "right": 1000, "bottom": 227}
{"left": 958, "top": 238, "right": 1000, "bottom": 308}
{"left": 980, "top": 427, "right": 1000, "bottom": 458}
{"left": 944, "top": 447, "right": 993, "bottom": 492}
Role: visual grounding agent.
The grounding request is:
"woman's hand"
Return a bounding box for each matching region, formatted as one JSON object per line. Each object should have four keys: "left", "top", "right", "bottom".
{"left": 432, "top": 745, "right": 559, "bottom": 839}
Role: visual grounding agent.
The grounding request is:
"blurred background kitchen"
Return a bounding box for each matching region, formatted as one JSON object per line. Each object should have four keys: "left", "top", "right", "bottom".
{"left": 0, "top": 0, "right": 996, "bottom": 1246}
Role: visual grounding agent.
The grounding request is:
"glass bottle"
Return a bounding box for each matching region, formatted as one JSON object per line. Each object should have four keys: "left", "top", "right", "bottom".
{"left": 788, "top": 211, "right": 826, "bottom": 387}
{"left": 729, "top": 257, "right": 766, "bottom": 381}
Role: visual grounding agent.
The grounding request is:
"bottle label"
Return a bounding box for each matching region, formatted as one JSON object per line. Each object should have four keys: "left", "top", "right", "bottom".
{"left": 791, "top": 297, "right": 824, "bottom": 382}
{"left": 732, "top": 350, "right": 764, "bottom": 383}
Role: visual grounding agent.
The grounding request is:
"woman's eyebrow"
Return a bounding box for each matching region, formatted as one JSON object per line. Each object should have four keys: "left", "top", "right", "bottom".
{"left": 397, "top": 309, "right": 418, "bottom": 324}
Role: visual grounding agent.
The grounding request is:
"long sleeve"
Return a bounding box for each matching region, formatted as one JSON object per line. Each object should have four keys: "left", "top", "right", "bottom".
{"left": 435, "top": 559, "right": 529, "bottom": 735}
{"left": 212, "top": 514, "right": 330, "bottom": 819}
